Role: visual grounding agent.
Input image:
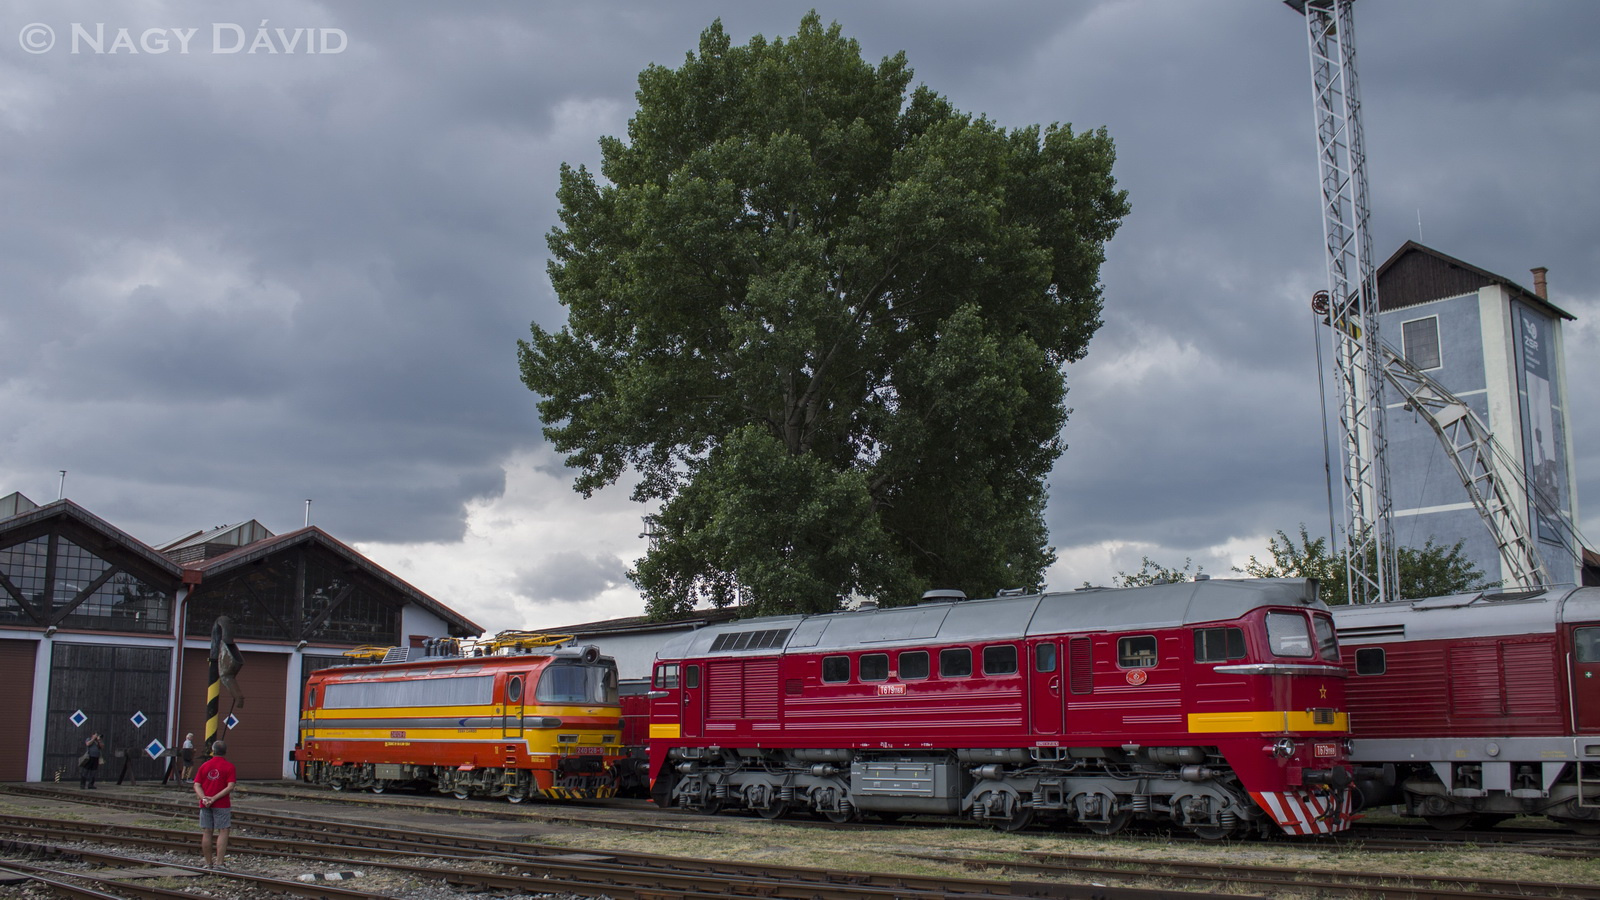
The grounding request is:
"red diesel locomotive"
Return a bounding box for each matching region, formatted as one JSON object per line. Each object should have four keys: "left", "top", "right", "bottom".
{"left": 1334, "top": 585, "right": 1600, "bottom": 832}
{"left": 646, "top": 578, "right": 1356, "bottom": 837}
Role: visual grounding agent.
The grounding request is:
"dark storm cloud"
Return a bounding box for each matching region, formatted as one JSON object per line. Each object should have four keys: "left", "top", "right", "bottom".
{"left": 1, "top": 0, "right": 1595, "bottom": 615}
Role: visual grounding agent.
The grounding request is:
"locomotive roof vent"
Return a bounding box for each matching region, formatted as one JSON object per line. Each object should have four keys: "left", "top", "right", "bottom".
{"left": 919, "top": 589, "right": 967, "bottom": 604}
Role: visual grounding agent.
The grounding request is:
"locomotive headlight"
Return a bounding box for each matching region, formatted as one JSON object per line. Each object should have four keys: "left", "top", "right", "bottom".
{"left": 1273, "top": 738, "right": 1298, "bottom": 759}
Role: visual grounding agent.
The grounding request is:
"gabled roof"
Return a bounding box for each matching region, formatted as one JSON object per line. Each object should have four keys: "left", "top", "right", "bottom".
{"left": 0, "top": 499, "right": 183, "bottom": 583}
{"left": 1375, "top": 241, "right": 1575, "bottom": 320}
{"left": 185, "top": 526, "right": 483, "bottom": 636}
{"left": 157, "top": 520, "right": 275, "bottom": 553}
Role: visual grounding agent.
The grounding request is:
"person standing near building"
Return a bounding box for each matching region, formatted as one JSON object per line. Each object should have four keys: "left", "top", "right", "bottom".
{"left": 79, "top": 733, "right": 103, "bottom": 789}
{"left": 180, "top": 733, "right": 195, "bottom": 783}
{"left": 192, "top": 740, "right": 237, "bottom": 868}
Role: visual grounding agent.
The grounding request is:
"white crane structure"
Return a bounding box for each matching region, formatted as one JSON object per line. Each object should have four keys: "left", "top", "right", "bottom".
{"left": 1289, "top": 0, "right": 1557, "bottom": 597}
{"left": 1289, "top": 0, "right": 1397, "bottom": 604}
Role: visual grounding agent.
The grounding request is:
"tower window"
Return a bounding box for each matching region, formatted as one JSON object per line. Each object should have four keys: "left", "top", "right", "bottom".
{"left": 1402, "top": 316, "right": 1441, "bottom": 370}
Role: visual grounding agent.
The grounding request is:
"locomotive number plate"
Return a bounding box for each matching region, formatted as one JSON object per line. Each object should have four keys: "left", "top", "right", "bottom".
{"left": 877, "top": 684, "right": 906, "bottom": 695}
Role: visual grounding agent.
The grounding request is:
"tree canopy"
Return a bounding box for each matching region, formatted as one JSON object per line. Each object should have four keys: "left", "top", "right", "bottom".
{"left": 519, "top": 14, "right": 1129, "bottom": 618}
{"left": 1235, "top": 525, "right": 1492, "bottom": 605}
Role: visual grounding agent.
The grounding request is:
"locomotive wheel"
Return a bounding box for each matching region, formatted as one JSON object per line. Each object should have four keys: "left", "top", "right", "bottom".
{"left": 370, "top": 781, "right": 386, "bottom": 794}
{"left": 1422, "top": 813, "right": 1474, "bottom": 832}
{"left": 453, "top": 788, "right": 470, "bottom": 801}
{"left": 1189, "top": 823, "right": 1236, "bottom": 841}
{"left": 697, "top": 797, "right": 723, "bottom": 815}
{"left": 756, "top": 801, "right": 789, "bottom": 820}
{"left": 821, "top": 806, "right": 855, "bottom": 824}
{"left": 995, "top": 803, "right": 1034, "bottom": 833}
{"left": 507, "top": 793, "right": 525, "bottom": 804}
{"left": 329, "top": 781, "right": 345, "bottom": 792}
{"left": 1084, "top": 811, "right": 1133, "bottom": 835}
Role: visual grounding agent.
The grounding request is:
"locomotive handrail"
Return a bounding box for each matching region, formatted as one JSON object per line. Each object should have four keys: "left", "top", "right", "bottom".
{"left": 479, "top": 631, "right": 575, "bottom": 653}
{"left": 1211, "top": 663, "right": 1347, "bottom": 677}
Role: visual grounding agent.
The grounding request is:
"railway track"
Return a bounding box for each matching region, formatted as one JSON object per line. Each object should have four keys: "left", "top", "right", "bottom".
{"left": 0, "top": 789, "right": 1246, "bottom": 900}
{"left": 4, "top": 783, "right": 1594, "bottom": 899}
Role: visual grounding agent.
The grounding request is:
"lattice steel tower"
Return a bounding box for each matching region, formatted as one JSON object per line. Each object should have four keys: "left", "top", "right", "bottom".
{"left": 1289, "top": 0, "right": 1397, "bottom": 604}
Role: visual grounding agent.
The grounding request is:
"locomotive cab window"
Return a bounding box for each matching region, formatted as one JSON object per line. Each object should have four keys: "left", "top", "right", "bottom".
{"left": 654, "top": 663, "right": 679, "bottom": 689}
{"left": 1194, "top": 627, "right": 1246, "bottom": 663}
{"left": 1313, "top": 615, "right": 1340, "bottom": 661}
{"left": 983, "top": 644, "right": 1018, "bottom": 675}
{"left": 506, "top": 675, "right": 523, "bottom": 703}
{"left": 1576, "top": 627, "right": 1600, "bottom": 663}
{"left": 899, "top": 650, "right": 930, "bottom": 680}
{"left": 859, "top": 653, "right": 889, "bottom": 682}
{"left": 940, "top": 647, "right": 972, "bottom": 678}
{"left": 1034, "top": 643, "right": 1058, "bottom": 673}
{"left": 822, "top": 655, "right": 851, "bottom": 683}
{"left": 538, "top": 662, "right": 620, "bottom": 704}
{"left": 684, "top": 664, "right": 700, "bottom": 689}
{"left": 1118, "top": 635, "right": 1157, "bottom": 668}
{"left": 1265, "top": 612, "right": 1314, "bottom": 658}
{"left": 1354, "top": 647, "right": 1386, "bottom": 675}
{"left": 307, "top": 686, "right": 317, "bottom": 707}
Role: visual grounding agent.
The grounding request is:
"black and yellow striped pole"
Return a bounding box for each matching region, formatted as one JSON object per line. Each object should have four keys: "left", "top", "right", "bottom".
{"left": 205, "top": 652, "right": 222, "bottom": 748}
{"left": 206, "top": 616, "right": 243, "bottom": 749}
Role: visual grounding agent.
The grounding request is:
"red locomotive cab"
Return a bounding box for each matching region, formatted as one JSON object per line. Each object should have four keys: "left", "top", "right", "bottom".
{"left": 1190, "top": 606, "right": 1355, "bottom": 834}
{"left": 645, "top": 660, "right": 684, "bottom": 800}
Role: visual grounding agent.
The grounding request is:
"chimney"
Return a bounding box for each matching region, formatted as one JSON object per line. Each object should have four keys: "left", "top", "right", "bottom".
{"left": 1531, "top": 267, "right": 1548, "bottom": 300}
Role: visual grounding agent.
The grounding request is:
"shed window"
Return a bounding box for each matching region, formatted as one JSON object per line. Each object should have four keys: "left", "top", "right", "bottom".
{"left": 1194, "top": 627, "right": 1246, "bottom": 663}
{"left": 1034, "top": 644, "right": 1058, "bottom": 674}
{"left": 1266, "top": 612, "right": 1314, "bottom": 658}
{"left": 1403, "top": 316, "right": 1442, "bottom": 370}
{"left": 822, "top": 655, "right": 851, "bottom": 683}
{"left": 1118, "top": 636, "right": 1157, "bottom": 668}
{"left": 939, "top": 647, "right": 972, "bottom": 678}
{"left": 859, "top": 653, "right": 889, "bottom": 682}
{"left": 1355, "top": 647, "right": 1386, "bottom": 675}
{"left": 654, "top": 664, "right": 679, "bottom": 689}
{"left": 899, "top": 650, "right": 930, "bottom": 680}
{"left": 982, "top": 645, "right": 1018, "bottom": 675}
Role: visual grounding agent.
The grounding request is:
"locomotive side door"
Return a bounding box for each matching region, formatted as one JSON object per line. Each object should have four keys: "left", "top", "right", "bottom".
{"left": 1569, "top": 625, "right": 1600, "bottom": 732}
{"left": 1029, "top": 640, "right": 1064, "bottom": 735}
{"left": 681, "top": 663, "right": 704, "bottom": 739}
{"left": 503, "top": 672, "right": 527, "bottom": 739}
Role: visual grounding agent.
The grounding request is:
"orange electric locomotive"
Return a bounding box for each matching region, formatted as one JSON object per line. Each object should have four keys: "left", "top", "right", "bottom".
{"left": 295, "top": 634, "right": 625, "bottom": 802}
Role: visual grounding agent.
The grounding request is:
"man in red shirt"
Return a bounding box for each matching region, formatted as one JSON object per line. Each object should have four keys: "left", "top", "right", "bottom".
{"left": 192, "top": 740, "right": 237, "bottom": 868}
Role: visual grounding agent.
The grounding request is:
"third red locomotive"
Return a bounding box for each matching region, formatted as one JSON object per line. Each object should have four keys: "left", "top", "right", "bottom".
{"left": 645, "top": 577, "right": 1356, "bottom": 838}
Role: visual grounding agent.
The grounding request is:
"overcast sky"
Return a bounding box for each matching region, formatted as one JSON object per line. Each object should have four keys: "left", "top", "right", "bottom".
{"left": 3, "top": 1, "right": 1595, "bottom": 634}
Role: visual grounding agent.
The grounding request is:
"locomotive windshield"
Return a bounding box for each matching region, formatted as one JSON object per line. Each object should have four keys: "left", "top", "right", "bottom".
{"left": 1265, "top": 611, "right": 1313, "bottom": 658}
{"left": 537, "top": 661, "right": 619, "bottom": 704}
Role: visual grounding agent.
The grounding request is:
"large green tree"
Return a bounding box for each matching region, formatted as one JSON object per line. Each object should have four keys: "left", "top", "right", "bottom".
{"left": 519, "top": 14, "right": 1129, "bottom": 618}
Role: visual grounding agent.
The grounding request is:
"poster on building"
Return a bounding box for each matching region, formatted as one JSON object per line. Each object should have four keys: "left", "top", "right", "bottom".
{"left": 1517, "top": 309, "right": 1564, "bottom": 542}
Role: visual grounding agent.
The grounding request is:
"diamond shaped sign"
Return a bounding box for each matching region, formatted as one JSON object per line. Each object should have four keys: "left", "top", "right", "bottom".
{"left": 69, "top": 710, "right": 87, "bottom": 728}
{"left": 224, "top": 713, "right": 240, "bottom": 730}
{"left": 145, "top": 739, "right": 165, "bottom": 760}
{"left": 130, "top": 711, "right": 147, "bottom": 728}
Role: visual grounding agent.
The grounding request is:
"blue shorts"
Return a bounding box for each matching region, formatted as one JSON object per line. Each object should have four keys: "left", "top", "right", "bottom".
{"left": 199, "top": 807, "right": 231, "bottom": 830}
